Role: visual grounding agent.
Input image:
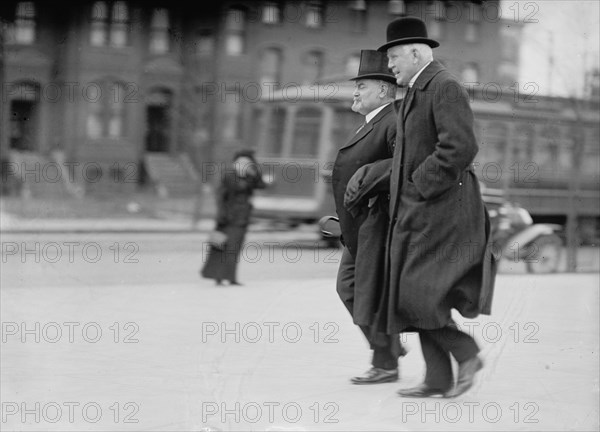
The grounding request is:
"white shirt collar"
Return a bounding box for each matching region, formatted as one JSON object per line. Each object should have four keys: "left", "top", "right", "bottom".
{"left": 365, "top": 102, "right": 391, "bottom": 124}
{"left": 409, "top": 61, "right": 432, "bottom": 88}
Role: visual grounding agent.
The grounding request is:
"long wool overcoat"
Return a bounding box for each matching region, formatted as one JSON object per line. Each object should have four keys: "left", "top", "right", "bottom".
{"left": 331, "top": 104, "right": 395, "bottom": 326}
{"left": 376, "top": 60, "right": 497, "bottom": 334}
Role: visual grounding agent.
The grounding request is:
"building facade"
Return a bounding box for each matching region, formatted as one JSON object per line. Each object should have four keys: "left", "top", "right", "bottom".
{"left": 1, "top": 0, "right": 527, "bottom": 190}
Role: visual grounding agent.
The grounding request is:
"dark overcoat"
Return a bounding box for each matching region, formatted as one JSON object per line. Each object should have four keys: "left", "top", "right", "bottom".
{"left": 331, "top": 104, "right": 395, "bottom": 326}
{"left": 376, "top": 61, "right": 497, "bottom": 334}
{"left": 331, "top": 104, "right": 396, "bottom": 257}
{"left": 201, "top": 169, "right": 265, "bottom": 282}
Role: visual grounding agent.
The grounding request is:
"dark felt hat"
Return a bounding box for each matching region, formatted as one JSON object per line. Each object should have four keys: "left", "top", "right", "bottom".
{"left": 350, "top": 50, "right": 396, "bottom": 84}
{"left": 377, "top": 17, "right": 439, "bottom": 52}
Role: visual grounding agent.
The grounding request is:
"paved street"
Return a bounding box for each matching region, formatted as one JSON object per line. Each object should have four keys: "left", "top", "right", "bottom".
{"left": 1, "top": 233, "right": 599, "bottom": 431}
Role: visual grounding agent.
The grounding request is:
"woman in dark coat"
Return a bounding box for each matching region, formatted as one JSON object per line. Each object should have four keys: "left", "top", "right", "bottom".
{"left": 201, "top": 150, "right": 265, "bottom": 285}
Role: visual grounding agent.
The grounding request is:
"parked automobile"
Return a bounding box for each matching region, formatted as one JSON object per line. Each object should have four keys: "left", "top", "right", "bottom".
{"left": 485, "top": 195, "right": 563, "bottom": 273}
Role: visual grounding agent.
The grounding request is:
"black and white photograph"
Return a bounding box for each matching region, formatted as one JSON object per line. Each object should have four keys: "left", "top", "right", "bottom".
{"left": 1, "top": 1, "right": 598, "bottom": 431}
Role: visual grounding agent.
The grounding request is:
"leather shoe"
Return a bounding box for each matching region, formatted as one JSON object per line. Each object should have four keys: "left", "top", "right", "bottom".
{"left": 351, "top": 367, "right": 398, "bottom": 385}
{"left": 445, "top": 356, "right": 483, "bottom": 398}
{"left": 397, "top": 384, "right": 449, "bottom": 398}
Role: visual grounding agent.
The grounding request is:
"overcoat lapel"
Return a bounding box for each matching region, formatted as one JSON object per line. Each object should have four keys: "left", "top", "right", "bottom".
{"left": 339, "top": 122, "right": 373, "bottom": 151}
{"left": 339, "top": 104, "right": 394, "bottom": 151}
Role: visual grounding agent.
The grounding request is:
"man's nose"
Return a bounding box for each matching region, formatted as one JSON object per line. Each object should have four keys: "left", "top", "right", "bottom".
{"left": 388, "top": 59, "right": 394, "bottom": 70}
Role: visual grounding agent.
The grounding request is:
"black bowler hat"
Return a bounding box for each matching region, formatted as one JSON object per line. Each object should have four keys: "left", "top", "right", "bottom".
{"left": 350, "top": 50, "right": 396, "bottom": 84}
{"left": 377, "top": 17, "right": 439, "bottom": 52}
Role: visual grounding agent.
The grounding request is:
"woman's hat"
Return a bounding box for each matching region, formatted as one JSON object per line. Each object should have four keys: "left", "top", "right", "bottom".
{"left": 377, "top": 17, "right": 439, "bottom": 52}
{"left": 350, "top": 50, "right": 396, "bottom": 84}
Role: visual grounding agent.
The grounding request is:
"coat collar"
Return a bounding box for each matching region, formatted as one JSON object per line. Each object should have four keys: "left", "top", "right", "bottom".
{"left": 413, "top": 59, "right": 445, "bottom": 90}
{"left": 340, "top": 103, "right": 394, "bottom": 150}
{"left": 403, "top": 60, "right": 445, "bottom": 118}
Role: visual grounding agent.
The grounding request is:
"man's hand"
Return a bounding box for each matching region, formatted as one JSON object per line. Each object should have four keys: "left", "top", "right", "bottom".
{"left": 344, "top": 165, "right": 367, "bottom": 208}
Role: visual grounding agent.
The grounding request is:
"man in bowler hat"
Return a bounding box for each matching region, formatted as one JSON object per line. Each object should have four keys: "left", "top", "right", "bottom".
{"left": 331, "top": 50, "right": 406, "bottom": 385}
{"left": 375, "top": 17, "right": 497, "bottom": 397}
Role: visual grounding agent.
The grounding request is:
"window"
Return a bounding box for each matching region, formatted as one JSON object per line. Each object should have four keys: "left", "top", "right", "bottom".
{"left": 262, "top": 1, "right": 281, "bottom": 24}
{"left": 196, "top": 29, "right": 214, "bottom": 55}
{"left": 86, "top": 81, "right": 127, "bottom": 139}
{"left": 149, "top": 8, "right": 170, "bottom": 54}
{"left": 291, "top": 107, "right": 321, "bottom": 157}
{"left": 90, "top": 2, "right": 108, "bottom": 46}
{"left": 260, "top": 48, "right": 283, "bottom": 88}
{"left": 225, "top": 8, "right": 246, "bottom": 55}
{"left": 461, "top": 63, "right": 479, "bottom": 83}
{"left": 431, "top": 0, "right": 446, "bottom": 21}
{"left": 305, "top": 1, "right": 324, "bottom": 28}
{"left": 538, "top": 125, "right": 562, "bottom": 174}
{"left": 582, "top": 128, "right": 600, "bottom": 179}
{"left": 388, "top": 0, "right": 406, "bottom": 16}
{"left": 349, "top": 1, "right": 367, "bottom": 32}
{"left": 302, "top": 50, "right": 324, "bottom": 84}
{"left": 13, "top": 2, "right": 36, "bottom": 44}
{"left": 345, "top": 53, "right": 361, "bottom": 77}
{"left": 90, "top": 2, "right": 130, "bottom": 47}
{"left": 110, "top": 1, "right": 128, "bottom": 47}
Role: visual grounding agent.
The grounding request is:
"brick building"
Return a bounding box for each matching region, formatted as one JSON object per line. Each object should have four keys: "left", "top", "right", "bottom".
{"left": 1, "top": 0, "right": 527, "bottom": 195}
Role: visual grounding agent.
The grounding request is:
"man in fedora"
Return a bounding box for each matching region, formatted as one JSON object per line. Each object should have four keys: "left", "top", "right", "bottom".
{"left": 374, "top": 17, "right": 497, "bottom": 398}
{"left": 331, "top": 49, "right": 407, "bottom": 385}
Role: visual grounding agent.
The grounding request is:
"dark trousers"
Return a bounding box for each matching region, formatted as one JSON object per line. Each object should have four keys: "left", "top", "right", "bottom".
{"left": 419, "top": 324, "right": 480, "bottom": 390}
{"left": 337, "top": 247, "right": 402, "bottom": 370}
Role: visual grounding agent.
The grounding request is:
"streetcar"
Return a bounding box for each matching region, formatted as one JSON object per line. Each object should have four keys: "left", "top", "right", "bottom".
{"left": 249, "top": 82, "right": 600, "bottom": 242}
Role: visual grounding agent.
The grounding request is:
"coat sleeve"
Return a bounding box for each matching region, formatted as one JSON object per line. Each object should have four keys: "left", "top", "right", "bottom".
{"left": 344, "top": 158, "right": 392, "bottom": 216}
{"left": 411, "top": 78, "right": 478, "bottom": 200}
